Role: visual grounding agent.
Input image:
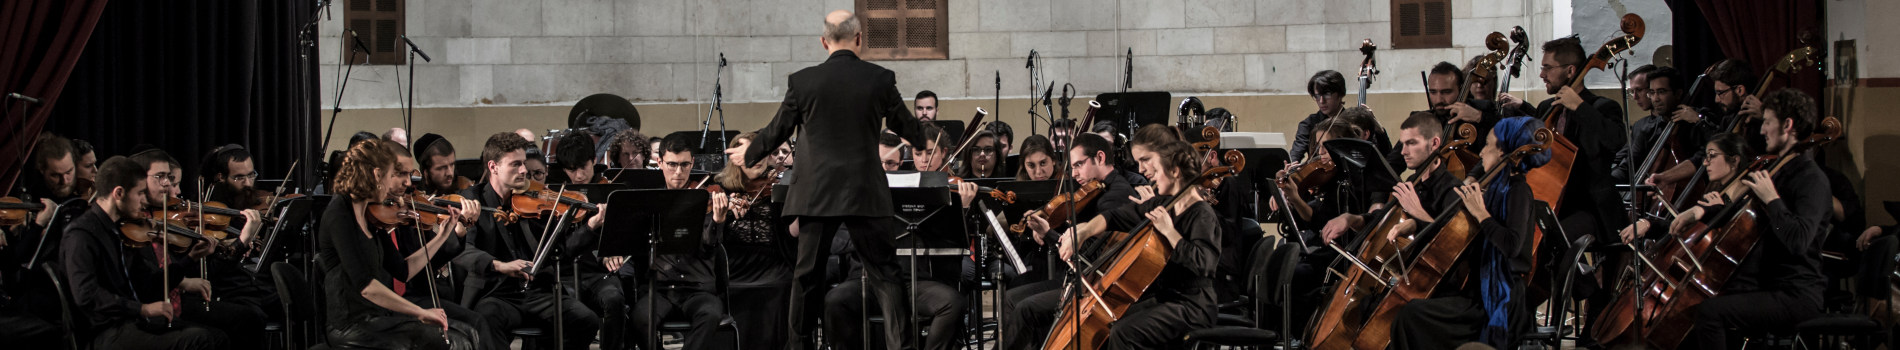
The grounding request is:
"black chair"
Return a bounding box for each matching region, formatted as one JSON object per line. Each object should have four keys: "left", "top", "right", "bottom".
{"left": 1213, "top": 238, "right": 1284, "bottom": 328}
{"left": 271, "top": 262, "right": 326, "bottom": 349}
{"left": 652, "top": 245, "right": 740, "bottom": 350}
{"left": 1520, "top": 234, "right": 1594, "bottom": 349}
{"left": 41, "top": 265, "right": 81, "bottom": 350}
{"left": 1184, "top": 241, "right": 1300, "bottom": 349}
{"left": 1794, "top": 235, "right": 1898, "bottom": 349}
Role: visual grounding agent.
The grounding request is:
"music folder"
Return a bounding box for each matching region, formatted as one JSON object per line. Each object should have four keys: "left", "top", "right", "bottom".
{"left": 598, "top": 189, "right": 711, "bottom": 274}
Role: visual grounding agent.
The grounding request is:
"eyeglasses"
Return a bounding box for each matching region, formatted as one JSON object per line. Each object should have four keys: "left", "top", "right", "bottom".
{"left": 1713, "top": 86, "right": 1736, "bottom": 96}
{"left": 972, "top": 146, "right": 997, "bottom": 155}
{"left": 150, "top": 173, "right": 175, "bottom": 185}
{"left": 230, "top": 171, "right": 261, "bottom": 182}
{"left": 528, "top": 169, "right": 548, "bottom": 178}
{"left": 662, "top": 161, "right": 695, "bottom": 169}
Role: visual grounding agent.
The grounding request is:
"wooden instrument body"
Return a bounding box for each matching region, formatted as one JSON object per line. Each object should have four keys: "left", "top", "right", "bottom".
{"left": 1352, "top": 209, "right": 1480, "bottom": 350}
{"left": 1011, "top": 180, "right": 1106, "bottom": 234}
{"left": 0, "top": 197, "right": 48, "bottom": 226}
{"left": 510, "top": 181, "right": 597, "bottom": 222}
{"left": 1308, "top": 206, "right": 1418, "bottom": 350}
{"left": 1041, "top": 229, "right": 1172, "bottom": 350}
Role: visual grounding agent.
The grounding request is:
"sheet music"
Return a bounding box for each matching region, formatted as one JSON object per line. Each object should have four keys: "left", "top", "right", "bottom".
{"left": 985, "top": 209, "right": 1028, "bottom": 273}
{"left": 887, "top": 172, "right": 921, "bottom": 188}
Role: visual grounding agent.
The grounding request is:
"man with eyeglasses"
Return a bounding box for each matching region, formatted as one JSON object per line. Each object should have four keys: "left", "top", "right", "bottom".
{"left": 133, "top": 148, "right": 272, "bottom": 347}
{"left": 1649, "top": 59, "right": 1765, "bottom": 189}
{"left": 1290, "top": 70, "right": 1349, "bottom": 162}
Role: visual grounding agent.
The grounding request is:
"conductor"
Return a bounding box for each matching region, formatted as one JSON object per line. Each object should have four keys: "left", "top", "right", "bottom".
{"left": 744, "top": 9, "right": 931, "bottom": 350}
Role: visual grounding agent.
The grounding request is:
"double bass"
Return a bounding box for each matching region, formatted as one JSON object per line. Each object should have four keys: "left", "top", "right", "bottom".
{"left": 1040, "top": 150, "right": 1246, "bottom": 350}
{"left": 1591, "top": 117, "right": 1842, "bottom": 348}
{"left": 1525, "top": 13, "right": 1644, "bottom": 219}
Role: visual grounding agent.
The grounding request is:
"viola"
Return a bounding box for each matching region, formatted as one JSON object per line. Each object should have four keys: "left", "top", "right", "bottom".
{"left": 118, "top": 215, "right": 210, "bottom": 253}
{"left": 1008, "top": 180, "right": 1104, "bottom": 235}
{"left": 510, "top": 180, "right": 598, "bottom": 222}
{"left": 421, "top": 194, "right": 516, "bottom": 224}
{"left": 0, "top": 196, "right": 48, "bottom": 227}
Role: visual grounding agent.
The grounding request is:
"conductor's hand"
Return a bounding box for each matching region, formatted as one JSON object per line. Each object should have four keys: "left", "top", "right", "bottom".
{"left": 494, "top": 260, "right": 532, "bottom": 280}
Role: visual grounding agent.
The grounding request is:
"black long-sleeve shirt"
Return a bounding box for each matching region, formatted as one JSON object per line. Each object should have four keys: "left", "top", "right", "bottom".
{"left": 378, "top": 225, "right": 464, "bottom": 302}
{"left": 1098, "top": 195, "right": 1222, "bottom": 311}
{"left": 317, "top": 197, "right": 399, "bottom": 327}
{"left": 450, "top": 182, "right": 599, "bottom": 302}
{"left": 60, "top": 206, "right": 191, "bottom": 332}
{"left": 1706, "top": 154, "right": 1831, "bottom": 306}
{"left": 1533, "top": 90, "right": 1631, "bottom": 234}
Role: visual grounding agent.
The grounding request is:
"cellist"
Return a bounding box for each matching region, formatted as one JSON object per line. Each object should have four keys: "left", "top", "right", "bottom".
{"left": 1054, "top": 125, "right": 1221, "bottom": 349}
{"left": 1616, "top": 132, "right": 1750, "bottom": 243}
{"left": 1388, "top": 116, "right": 1545, "bottom": 349}
{"left": 1669, "top": 89, "right": 1830, "bottom": 349}
{"left": 1497, "top": 36, "right": 1630, "bottom": 258}
{"left": 1002, "top": 133, "right": 1141, "bottom": 350}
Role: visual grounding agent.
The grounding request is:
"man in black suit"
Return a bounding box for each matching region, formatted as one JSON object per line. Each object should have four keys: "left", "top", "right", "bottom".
{"left": 744, "top": 9, "right": 931, "bottom": 350}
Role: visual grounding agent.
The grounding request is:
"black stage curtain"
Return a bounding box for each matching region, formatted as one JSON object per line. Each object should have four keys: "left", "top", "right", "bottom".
{"left": 47, "top": 0, "right": 321, "bottom": 194}
{"left": 1668, "top": 0, "right": 1825, "bottom": 102}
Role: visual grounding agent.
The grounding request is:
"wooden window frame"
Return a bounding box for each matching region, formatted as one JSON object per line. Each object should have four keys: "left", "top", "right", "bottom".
{"left": 1391, "top": 0, "right": 1452, "bottom": 49}
{"left": 855, "top": 0, "right": 949, "bottom": 60}
{"left": 344, "top": 0, "right": 405, "bottom": 65}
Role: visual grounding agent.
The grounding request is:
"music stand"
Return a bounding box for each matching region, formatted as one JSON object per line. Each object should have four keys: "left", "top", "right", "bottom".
{"left": 1323, "top": 138, "right": 1400, "bottom": 189}
{"left": 247, "top": 196, "right": 316, "bottom": 273}
{"left": 599, "top": 189, "right": 712, "bottom": 350}
{"left": 600, "top": 169, "right": 667, "bottom": 188}
{"left": 887, "top": 186, "right": 965, "bottom": 350}
{"left": 932, "top": 120, "right": 966, "bottom": 144}
{"left": 555, "top": 183, "right": 628, "bottom": 204}
{"left": 1093, "top": 91, "right": 1173, "bottom": 135}
{"left": 1232, "top": 148, "right": 1289, "bottom": 222}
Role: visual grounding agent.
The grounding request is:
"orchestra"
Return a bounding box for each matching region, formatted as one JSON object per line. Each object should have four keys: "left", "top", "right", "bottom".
{"left": 10, "top": 7, "right": 1894, "bottom": 350}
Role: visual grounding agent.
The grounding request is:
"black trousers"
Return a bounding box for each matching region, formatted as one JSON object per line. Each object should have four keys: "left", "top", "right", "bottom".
{"left": 473, "top": 288, "right": 602, "bottom": 350}
{"left": 92, "top": 319, "right": 229, "bottom": 350}
{"left": 999, "top": 280, "right": 1061, "bottom": 350}
{"left": 1389, "top": 295, "right": 1486, "bottom": 350}
{"left": 1687, "top": 289, "right": 1821, "bottom": 350}
{"left": 1100, "top": 298, "right": 1211, "bottom": 350}
{"left": 177, "top": 295, "right": 267, "bottom": 347}
{"left": 573, "top": 272, "right": 625, "bottom": 350}
{"left": 327, "top": 314, "right": 480, "bottom": 350}
{"left": 791, "top": 216, "right": 913, "bottom": 350}
{"left": 406, "top": 294, "right": 506, "bottom": 350}
{"left": 628, "top": 288, "right": 725, "bottom": 350}
{"left": 0, "top": 306, "right": 62, "bottom": 349}
{"left": 825, "top": 278, "right": 965, "bottom": 350}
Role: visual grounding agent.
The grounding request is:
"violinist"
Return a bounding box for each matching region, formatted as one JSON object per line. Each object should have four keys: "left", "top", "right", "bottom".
{"left": 196, "top": 145, "right": 270, "bottom": 256}
{"left": 1499, "top": 36, "right": 1629, "bottom": 260}
{"left": 1673, "top": 89, "right": 1828, "bottom": 349}
{"left": 1290, "top": 70, "right": 1348, "bottom": 162}
{"left": 316, "top": 139, "right": 476, "bottom": 348}
{"left": 523, "top": 147, "right": 551, "bottom": 184}
{"left": 546, "top": 132, "right": 627, "bottom": 350}
{"left": 130, "top": 149, "right": 272, "bottom": 347}
{"left": 73, "top": 138, "right": 99, "bottom": 186}
{"left": 609, "top": 132, "right": 725, "bottom": 350}
{"left": 415, "top": 133, "right": 464, "bottom": 196}
{"left": 914, "top": 126, "right": 951, "bottom": 173}
{"left": 0, "top": 134, "right": 84, "bottom": 349}
{"left": 878, "top": 133, "right": 907, "bottom": 171}
{"left": 607, "top": 129, "right": 651, "bottom": 169}
{"left": 60, "top": 156, "right": 228, "bottom": 349}
{"left": 378, "top": 141, "right": 506, "bottom": 350}
{"left": 9, "top": 133, "right": 79, "bottom": 239}
{"left": 1052, "top": 129, "right": 1221, "bottom": 349}
{"left": 713, "top": 132, "right": 795, "bottom": 350}
{"left": 1001, "top": 133, "right": 1139, "bottom": 350}
{"left": 1388, "top": 116, "right": 1545, "bottom": 349}
{"left": 450, "top": 132, "right": 602, "bottom": 349}
{"left": 1650, "top": 59, "right": 1765, "bottom": 190}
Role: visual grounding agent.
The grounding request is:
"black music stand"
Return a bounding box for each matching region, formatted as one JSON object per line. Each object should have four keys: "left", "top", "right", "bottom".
{"left": 247, "top": 196, "right": 316, "bottom": 273}
{"left": 1094, "top": 91, "right": 1173, "bottom": 134}
{"left": 933, "top": 120, "right": 966, "bottom": 144}
{"left": 1323, "top": 138, "right": 1400, "bottom": 190}
{"left": 555, "top": 183, "right": 628, "bottom": 204}
{"left": 1233, "top": 148, "right": 1290, "bottom": 223}
{"left": 885, "top": 186, "right": 965, "bottom": 350}
{"left": 599, "top": 189, "right": 712, "bottom": 350}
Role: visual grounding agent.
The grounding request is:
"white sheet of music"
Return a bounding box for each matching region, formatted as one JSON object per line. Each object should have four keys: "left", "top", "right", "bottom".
{"left": 985, "top": 209, "right": 1028, "bottom": 274}
{"left": 887, "top": 172, "right": 921, "bottom": 187}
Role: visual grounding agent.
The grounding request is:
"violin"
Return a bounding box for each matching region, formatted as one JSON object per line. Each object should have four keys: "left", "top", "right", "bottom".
{"left": 118, "top": 215, "right": 210, "bottom": 253}
{"left": 157, "top": 198, "right": 247, "bottom": 233}
{"left": 71, "top": 177, "right": 96, "bottom": 201}
{"left": 453, "top": 176, "right": 476, "bottom": 191}
{"left": 1007, "top": 180, "right": 1104, "bottom": 234}
{"left": 1280, "top": 157, "right": 1338, "bottom": 191}
{"left": 0, "top": 196, "right": 48, "bottom": 227}
{"left": 366, "top": 200, "right": 422, "bottom": 230}
{"left": 510, "top": 180, "right": 598, "bottom": 222}
{"left": 947, "top": 176, "right": 1012, "bottom": 202}
{"left": 420, "top": 194, "right": 516, "bottom": 224}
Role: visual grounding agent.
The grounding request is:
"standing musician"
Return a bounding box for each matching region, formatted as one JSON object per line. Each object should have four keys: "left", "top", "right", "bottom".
{"left": 546, "top": 131, "right": 626, "bottom": 350}
{"left": 1498, "top": 35, "right": 1630, "bottom": 260}
{"left": 379, "top": 141, "right": 506, "bottom": 350}
{"left": 1015, "top": 134, "right": 1062, "bottom": 181}
{"left": 1672, "top": 89, "right": 1829, "bottom": 349}
{"left": 1650, "top": 59, "right": 1765, "bottom": 189}
{"left": 740, "top": 10, "right": 933, "bottom": 349}
{"left": 712, "top": 132, "right": 795, "bottom": 350}
{"left": 616, "top": 133, "right": 727, "bottom": 350}
{"left": 1052, "top": 125, "right": 1221, "bottom": 349}
{"left": 61, "top": 156, "right": 228, "bottom": 349}
{"left": 415, "top": 134, "right": 465, "bottom": 196}
{"left": 450, "top": 133, "right": 603, "bottom": 350}
{"left": 316, "top": 139, "right": 477, "bottom": 348}
{"left": 1291, "top": 70, "right": 1349, "bottom": 161}
{"left": 1000, "top": 133, "right": 1139, "bottom": 350}
{"left": 1388, "top": 116, "right": 1546, "bottom": 349}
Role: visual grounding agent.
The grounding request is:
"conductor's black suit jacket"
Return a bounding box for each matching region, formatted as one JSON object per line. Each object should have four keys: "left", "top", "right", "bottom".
{"left": 746, "top": 50, "right": 929, "bottom": 218}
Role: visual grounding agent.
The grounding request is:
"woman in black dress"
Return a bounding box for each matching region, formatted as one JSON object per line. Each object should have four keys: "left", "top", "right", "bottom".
{"left": 714, "top": 132, "right": 795, "bottom": 350}
{"left": 319, "top": 139, "right": 478, "bottom": 349}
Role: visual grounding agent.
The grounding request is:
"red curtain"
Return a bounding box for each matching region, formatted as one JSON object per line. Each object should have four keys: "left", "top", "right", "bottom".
{"left": 1692, "top": 0, "right": 1824, "bottom": 97}
{"left": 0, "top": 0, "right": 109, "bottom": 192}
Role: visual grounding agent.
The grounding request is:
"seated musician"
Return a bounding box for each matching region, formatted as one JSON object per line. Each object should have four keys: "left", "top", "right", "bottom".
{"left": 9, "top": 133, "right": 82, "bottom": 263}
{"left": 415, "top": 134, "right": 465, "bottom": 196}
{"left": 61, "top": 156, "right": 229, "bottom": 349}
{"left": 316, "top": 139, "right": 478, "bottom": 348}
{"left": 607, "top": 129, "right": 652, "bottom": 169}
{"left": 1001, "top": 133, "right": 1140, "bottom": 350}
{"left": 1618, "top": 133, "right": 1750, "bottom": 243}
{"left": 622, "top": 133, "right": 728, "bottom": 350}
{"left": 1291, "top": 70, "right": 1348, "bottom": 162}
{"left": 1650, "top": 59, "right": 1765, "bottom": 188}
{"left": 547, "top": 132, "right": 627, "bottom": 350}
{"left": 1431, "top": 61, "right": 1506, "bottom": 151}
{"left": 1279, "top": 114, "right": 1396, "bottom": 330}
{"left": 131, "top": 149, "right": 272, "bottom": 347}
{"left": 522, "top": 147, "right": 550, "bottom": 184}
{"left": 379, "top": 141, "right": 507, "bottom": 350}
{"left": 714, "top": 132, "right": 796, "bottom": 350}
{"left": 1, "top": 133, "right": 86, "bottom": 335}
{"left": 1015, "top": 134, "right": 1061, "bottom": 181}
{"left": 879, "top": 133, "right": 907, "bottom": 172}
{"left": 1611, "top": 66, "right": 1688, "bottom": 185}
{"left": 913, "top": 126, "right": 951, "bottom": 173}
{"left": 449, "top": 133, "right": 603, "bottom": 349}
{"left": 194, "top": 145, "right": 280, "bottom": 305}
{"left": 1388, "top": 116, "right": 1546, "bottom": 349}
{"left": 1052, "top": 124, "right": 1222, "bottom": 349}
{"left": 959, "top": 130, "right": 1003, "bottom": 179}
{"left": 1670, "top": 89, "right": 1829, "bottom": 349}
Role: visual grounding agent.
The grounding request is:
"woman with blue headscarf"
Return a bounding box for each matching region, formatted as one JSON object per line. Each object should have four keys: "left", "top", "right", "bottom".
{"left": 1389, "top": 116, "right": 1548, "bottom": 349}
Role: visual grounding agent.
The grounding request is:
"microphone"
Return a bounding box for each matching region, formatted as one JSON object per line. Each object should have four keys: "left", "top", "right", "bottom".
{"left": 400, "top": 36, "right": 431, "bottom": 62}
{"left": 719, "top": 53, "right": 728, "bottom": 68}
{"left": 348, "top": 30, "right": 371, "bottom": 53}
{"left": 1026, "top": 50, "right": 1037, "bottom": 69}
{"left": 1041, "top": 82, "right": 1054, "bottom": 106}
{"left": 7, "top": 93, "right": 41, "bottom": 104}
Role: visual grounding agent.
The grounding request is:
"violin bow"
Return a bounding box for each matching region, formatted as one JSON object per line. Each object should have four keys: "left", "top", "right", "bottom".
{"left": 404, "top": 196, "right": 451, "bottom": 344}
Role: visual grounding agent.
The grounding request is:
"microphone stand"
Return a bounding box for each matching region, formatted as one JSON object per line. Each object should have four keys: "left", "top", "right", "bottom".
{"left": 702, "top": 54, "right": 729, "bottom": 150}
{"left": 401, "top": 36, "right": 432, "bottom": 137}
{"left": 318, "top": 29, "right": 366, "bottom": 186}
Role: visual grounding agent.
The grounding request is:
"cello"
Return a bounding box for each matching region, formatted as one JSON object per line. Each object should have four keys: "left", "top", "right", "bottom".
{"left": 1525, "top": 13, "right": 1644, "bottom": 218}
{"left": 1666, "top": 44, "right": 1823, "bottom": 212}
{"left": 1591, "top": 117, "right": 1841, "bottom": 348}
{"left": 1041, "top": 150, "right": 1246, "bottom": 350}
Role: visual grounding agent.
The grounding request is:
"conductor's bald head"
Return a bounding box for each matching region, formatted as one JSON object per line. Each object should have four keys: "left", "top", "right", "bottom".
{"left": 822, "top": 10, "right": 862, "bottom": 54}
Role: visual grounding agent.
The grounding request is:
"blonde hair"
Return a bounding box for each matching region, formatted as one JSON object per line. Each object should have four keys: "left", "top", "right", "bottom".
{"left": 716, "top": 132, "right": 763, "bottom": 190}
{"left": 333, "top": 139, "right": 397, "bottom": 201}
